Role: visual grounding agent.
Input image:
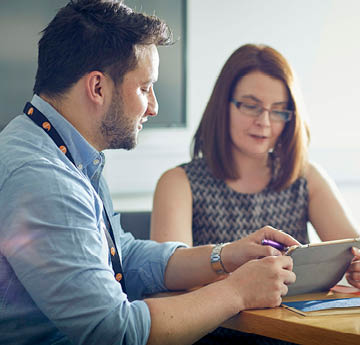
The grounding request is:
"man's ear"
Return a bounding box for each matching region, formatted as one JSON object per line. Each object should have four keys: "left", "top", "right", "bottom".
{"left": 85, "top": 71, "right": 111, "bottom": 106}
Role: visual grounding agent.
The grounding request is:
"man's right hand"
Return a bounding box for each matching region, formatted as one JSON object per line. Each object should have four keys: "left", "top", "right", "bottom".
{"left": 225, "top": 255, "right": 296, "bottom": 312}
{"left": 148, "top": 238, "right": 296, "bottom": 345}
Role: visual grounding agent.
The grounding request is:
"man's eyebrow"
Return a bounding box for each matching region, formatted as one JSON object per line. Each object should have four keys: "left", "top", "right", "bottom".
{"left": 143, "top": 77, "right": 157, "bottom": 84}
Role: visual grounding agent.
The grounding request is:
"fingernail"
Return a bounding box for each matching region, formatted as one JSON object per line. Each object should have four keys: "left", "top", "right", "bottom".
{"left": 352, "top": 247, "right": 360, "bottom": 253}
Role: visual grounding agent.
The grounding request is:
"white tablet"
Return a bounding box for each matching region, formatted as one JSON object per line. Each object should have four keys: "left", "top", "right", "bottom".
{"left": 285, "top": 238, "right": 360, "bottom": 296}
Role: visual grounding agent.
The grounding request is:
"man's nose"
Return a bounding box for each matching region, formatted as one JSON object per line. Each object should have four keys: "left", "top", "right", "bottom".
{"left": 146, "top": 87, "right": 158, "bottom": 117}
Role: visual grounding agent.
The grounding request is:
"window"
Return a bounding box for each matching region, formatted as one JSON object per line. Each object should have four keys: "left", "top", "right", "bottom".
{"left": 0, "top": 0, "right": 186, "bottom": 130}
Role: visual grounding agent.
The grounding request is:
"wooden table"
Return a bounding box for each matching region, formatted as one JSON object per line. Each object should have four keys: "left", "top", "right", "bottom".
{"left": 222, "top": 291, "right": 360, "bottom": 345}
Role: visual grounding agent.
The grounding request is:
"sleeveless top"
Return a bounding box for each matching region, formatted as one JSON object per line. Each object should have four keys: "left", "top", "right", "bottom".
{"left": 181, "top": 158, "right": 309, "bottom": 246}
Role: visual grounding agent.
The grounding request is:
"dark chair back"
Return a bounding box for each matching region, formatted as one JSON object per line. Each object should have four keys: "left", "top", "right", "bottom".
{"left": 120, "top": 211, "right": 151, "bottom": 240}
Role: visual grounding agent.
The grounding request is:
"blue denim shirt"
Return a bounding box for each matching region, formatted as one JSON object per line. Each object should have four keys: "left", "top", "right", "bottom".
{"left": 0, "top": 95, "right": 185, "bottom": 345}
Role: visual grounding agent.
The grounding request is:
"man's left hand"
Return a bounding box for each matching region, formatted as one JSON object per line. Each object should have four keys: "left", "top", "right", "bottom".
{"left": 221, "top": 225, "right": 300, "bottom": 273}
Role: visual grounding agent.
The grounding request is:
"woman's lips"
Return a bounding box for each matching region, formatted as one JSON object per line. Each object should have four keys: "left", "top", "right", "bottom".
{"left": 250, "top": 134, "right": 268, "bottom": 139}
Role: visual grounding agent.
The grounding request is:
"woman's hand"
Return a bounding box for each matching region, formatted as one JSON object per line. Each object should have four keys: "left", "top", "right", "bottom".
{"left": 346, "top": 247, "right": 360, "bottom": 288}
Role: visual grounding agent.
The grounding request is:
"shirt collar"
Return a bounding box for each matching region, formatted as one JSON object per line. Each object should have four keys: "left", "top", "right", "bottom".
{"left": 30, "top": 94, "right": 104, "bottom": 182}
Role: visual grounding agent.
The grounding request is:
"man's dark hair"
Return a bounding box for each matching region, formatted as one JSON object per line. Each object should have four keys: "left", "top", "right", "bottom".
{"left": 33, "top": 0, "right": 173, "bottom": 97}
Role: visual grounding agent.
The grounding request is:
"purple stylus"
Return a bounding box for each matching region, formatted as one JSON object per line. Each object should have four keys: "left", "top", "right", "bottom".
{"left": 261, "top": 239, "right": 287, "bottom": 251}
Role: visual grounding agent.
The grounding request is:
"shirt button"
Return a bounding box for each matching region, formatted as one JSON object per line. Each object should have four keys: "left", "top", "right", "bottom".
{"left": 93, "top": 159, "right": 100, "bottom": 165}
{"left": 77, "top": 164, "right": 83, "bottom": 170}
{"left": 115, "top": 273, "right": 123, "bottom": 282}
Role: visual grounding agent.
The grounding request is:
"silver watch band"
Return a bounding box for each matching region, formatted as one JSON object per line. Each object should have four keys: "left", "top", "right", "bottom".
{"left": 210, "top": 243, "right": 229, "bottom": 275}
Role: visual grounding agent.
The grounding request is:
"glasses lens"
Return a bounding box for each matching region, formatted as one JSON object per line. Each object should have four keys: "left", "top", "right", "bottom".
{"left": 270, "top": 110, "right": 292, "bottom": 122}
{"left": 240, "top": 103, "right": 261, "bottom": 116}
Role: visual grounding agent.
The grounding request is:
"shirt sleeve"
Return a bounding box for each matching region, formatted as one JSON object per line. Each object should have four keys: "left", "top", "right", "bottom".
{"left": 0, "top": 160, "right": 152, "bottom": 345}
{"left": 120, "top": 230, "right": 187, "bottom": 301}
{"left": 98, "top": 176, "right": 188, "bottom": 301}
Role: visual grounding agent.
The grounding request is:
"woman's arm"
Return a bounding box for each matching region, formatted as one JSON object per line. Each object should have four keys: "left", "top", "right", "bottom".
{"left": 151, "top": 167, "right": 194, "bottom": 246}
{"left": 307, "top": 161, "right": 360, "bottom": 288}
{"left": 307, "top": 161, "right": 359, "bottom": 241}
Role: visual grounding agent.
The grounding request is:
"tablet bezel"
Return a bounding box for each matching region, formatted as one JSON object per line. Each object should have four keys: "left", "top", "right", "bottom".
{"left": 285, "top": 238, "right": 360, "bottom": 296}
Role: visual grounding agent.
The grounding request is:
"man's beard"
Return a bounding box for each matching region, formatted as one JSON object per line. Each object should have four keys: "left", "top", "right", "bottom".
{"left": 100, "top": 90, "right": 137, "bottom": 150}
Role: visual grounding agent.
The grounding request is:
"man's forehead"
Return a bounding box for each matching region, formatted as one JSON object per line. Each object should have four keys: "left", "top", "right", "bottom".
{"left": 133, "top": 44, "right": 159, "bottom": 81}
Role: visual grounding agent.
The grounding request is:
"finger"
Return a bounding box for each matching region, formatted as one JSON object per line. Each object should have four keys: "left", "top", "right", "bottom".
{"left": 351, "top": 246, "right": 360, "bottom": 258}
{"left": 346, "top": 270, "right": 360, "bottom": 282}
{"left": 284, "top": 270, "right": 296, "bottom": 285}
{"left": 277, "top": 255, "right": 294, "bottom": 271}
{"left": 281, "top": 283, "right": 289, "bottom": 297}
{"left": 262, "top": 226, "right": 300, "bottom": 247}
{"left": 346, "top": 274, "right": 360, "bottom": 289}
{"left": 346, "top": 260, "right": 360, "bottom": 273}
{"left": 258, "top": 243, "right": 282, "bottom": 257}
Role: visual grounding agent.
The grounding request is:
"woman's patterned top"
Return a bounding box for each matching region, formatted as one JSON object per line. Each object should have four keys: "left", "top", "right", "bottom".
{"left": 180, "top": 158, "right": 309, "bottom": 246}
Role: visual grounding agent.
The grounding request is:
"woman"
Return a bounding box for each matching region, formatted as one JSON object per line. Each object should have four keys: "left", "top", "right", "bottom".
{"left": 150, "top": 44, "right": 360, "bottom": 289}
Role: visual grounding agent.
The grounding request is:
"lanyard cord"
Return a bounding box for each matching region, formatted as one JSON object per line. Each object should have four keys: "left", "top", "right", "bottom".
{"left": 23, "top": 102, "right": 127, "bottom": 293}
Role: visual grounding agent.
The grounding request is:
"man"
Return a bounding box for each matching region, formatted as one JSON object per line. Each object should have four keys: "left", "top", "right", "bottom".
{"left": 0, "top": 1, "right": 298, "bottom": 344}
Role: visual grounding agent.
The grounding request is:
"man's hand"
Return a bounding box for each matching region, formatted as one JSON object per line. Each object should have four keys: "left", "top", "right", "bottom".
{"left": 346, "top": 247, "right": 360, "bottom": 288}
{"left": 221, "top": 226, "right": 300, "bottom": 273}
{"left": 224, "top": 254, "right": 296, "bottom": 311}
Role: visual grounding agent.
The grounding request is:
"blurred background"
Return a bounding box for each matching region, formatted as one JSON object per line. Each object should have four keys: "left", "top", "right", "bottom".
{"left": 1, "top": 0, "right": 360, "bottom": 242}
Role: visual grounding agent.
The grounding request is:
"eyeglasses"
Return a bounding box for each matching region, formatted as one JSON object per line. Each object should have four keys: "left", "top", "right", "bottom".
{"left": 230, "top": 98, "right": 293, "bottom": 122}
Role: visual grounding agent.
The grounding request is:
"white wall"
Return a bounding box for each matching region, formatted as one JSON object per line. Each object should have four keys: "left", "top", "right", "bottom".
{"left": 105, "top": 0, "right": 360, "bottom": 232}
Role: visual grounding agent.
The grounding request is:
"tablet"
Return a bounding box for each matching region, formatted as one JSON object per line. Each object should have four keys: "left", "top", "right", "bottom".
{"left": 285, "top": 238, "right": 360, "bottom": 296}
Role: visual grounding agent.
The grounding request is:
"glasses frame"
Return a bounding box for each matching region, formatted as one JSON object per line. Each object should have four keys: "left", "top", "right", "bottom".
{"left": 230, "top": 98, "right": 293, "bottom": 122}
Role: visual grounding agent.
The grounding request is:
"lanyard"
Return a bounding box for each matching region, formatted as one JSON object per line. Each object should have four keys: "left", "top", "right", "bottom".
{"left": 23, "top": 102, "right": 127, "bottom": 293}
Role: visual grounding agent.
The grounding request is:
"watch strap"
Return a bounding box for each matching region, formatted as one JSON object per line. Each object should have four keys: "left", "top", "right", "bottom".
{"left": 210, "top": 243, "right": 229, "bottom": 275}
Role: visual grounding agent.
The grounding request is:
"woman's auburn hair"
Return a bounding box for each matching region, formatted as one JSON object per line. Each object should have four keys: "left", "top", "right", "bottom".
{"left": 191, "top": 44, "right": 310, "bottom": 191}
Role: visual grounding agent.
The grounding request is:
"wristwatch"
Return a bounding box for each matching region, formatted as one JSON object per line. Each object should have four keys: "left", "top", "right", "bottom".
{"left": 210, "top": 243, "right": 229, "bottom": 275}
